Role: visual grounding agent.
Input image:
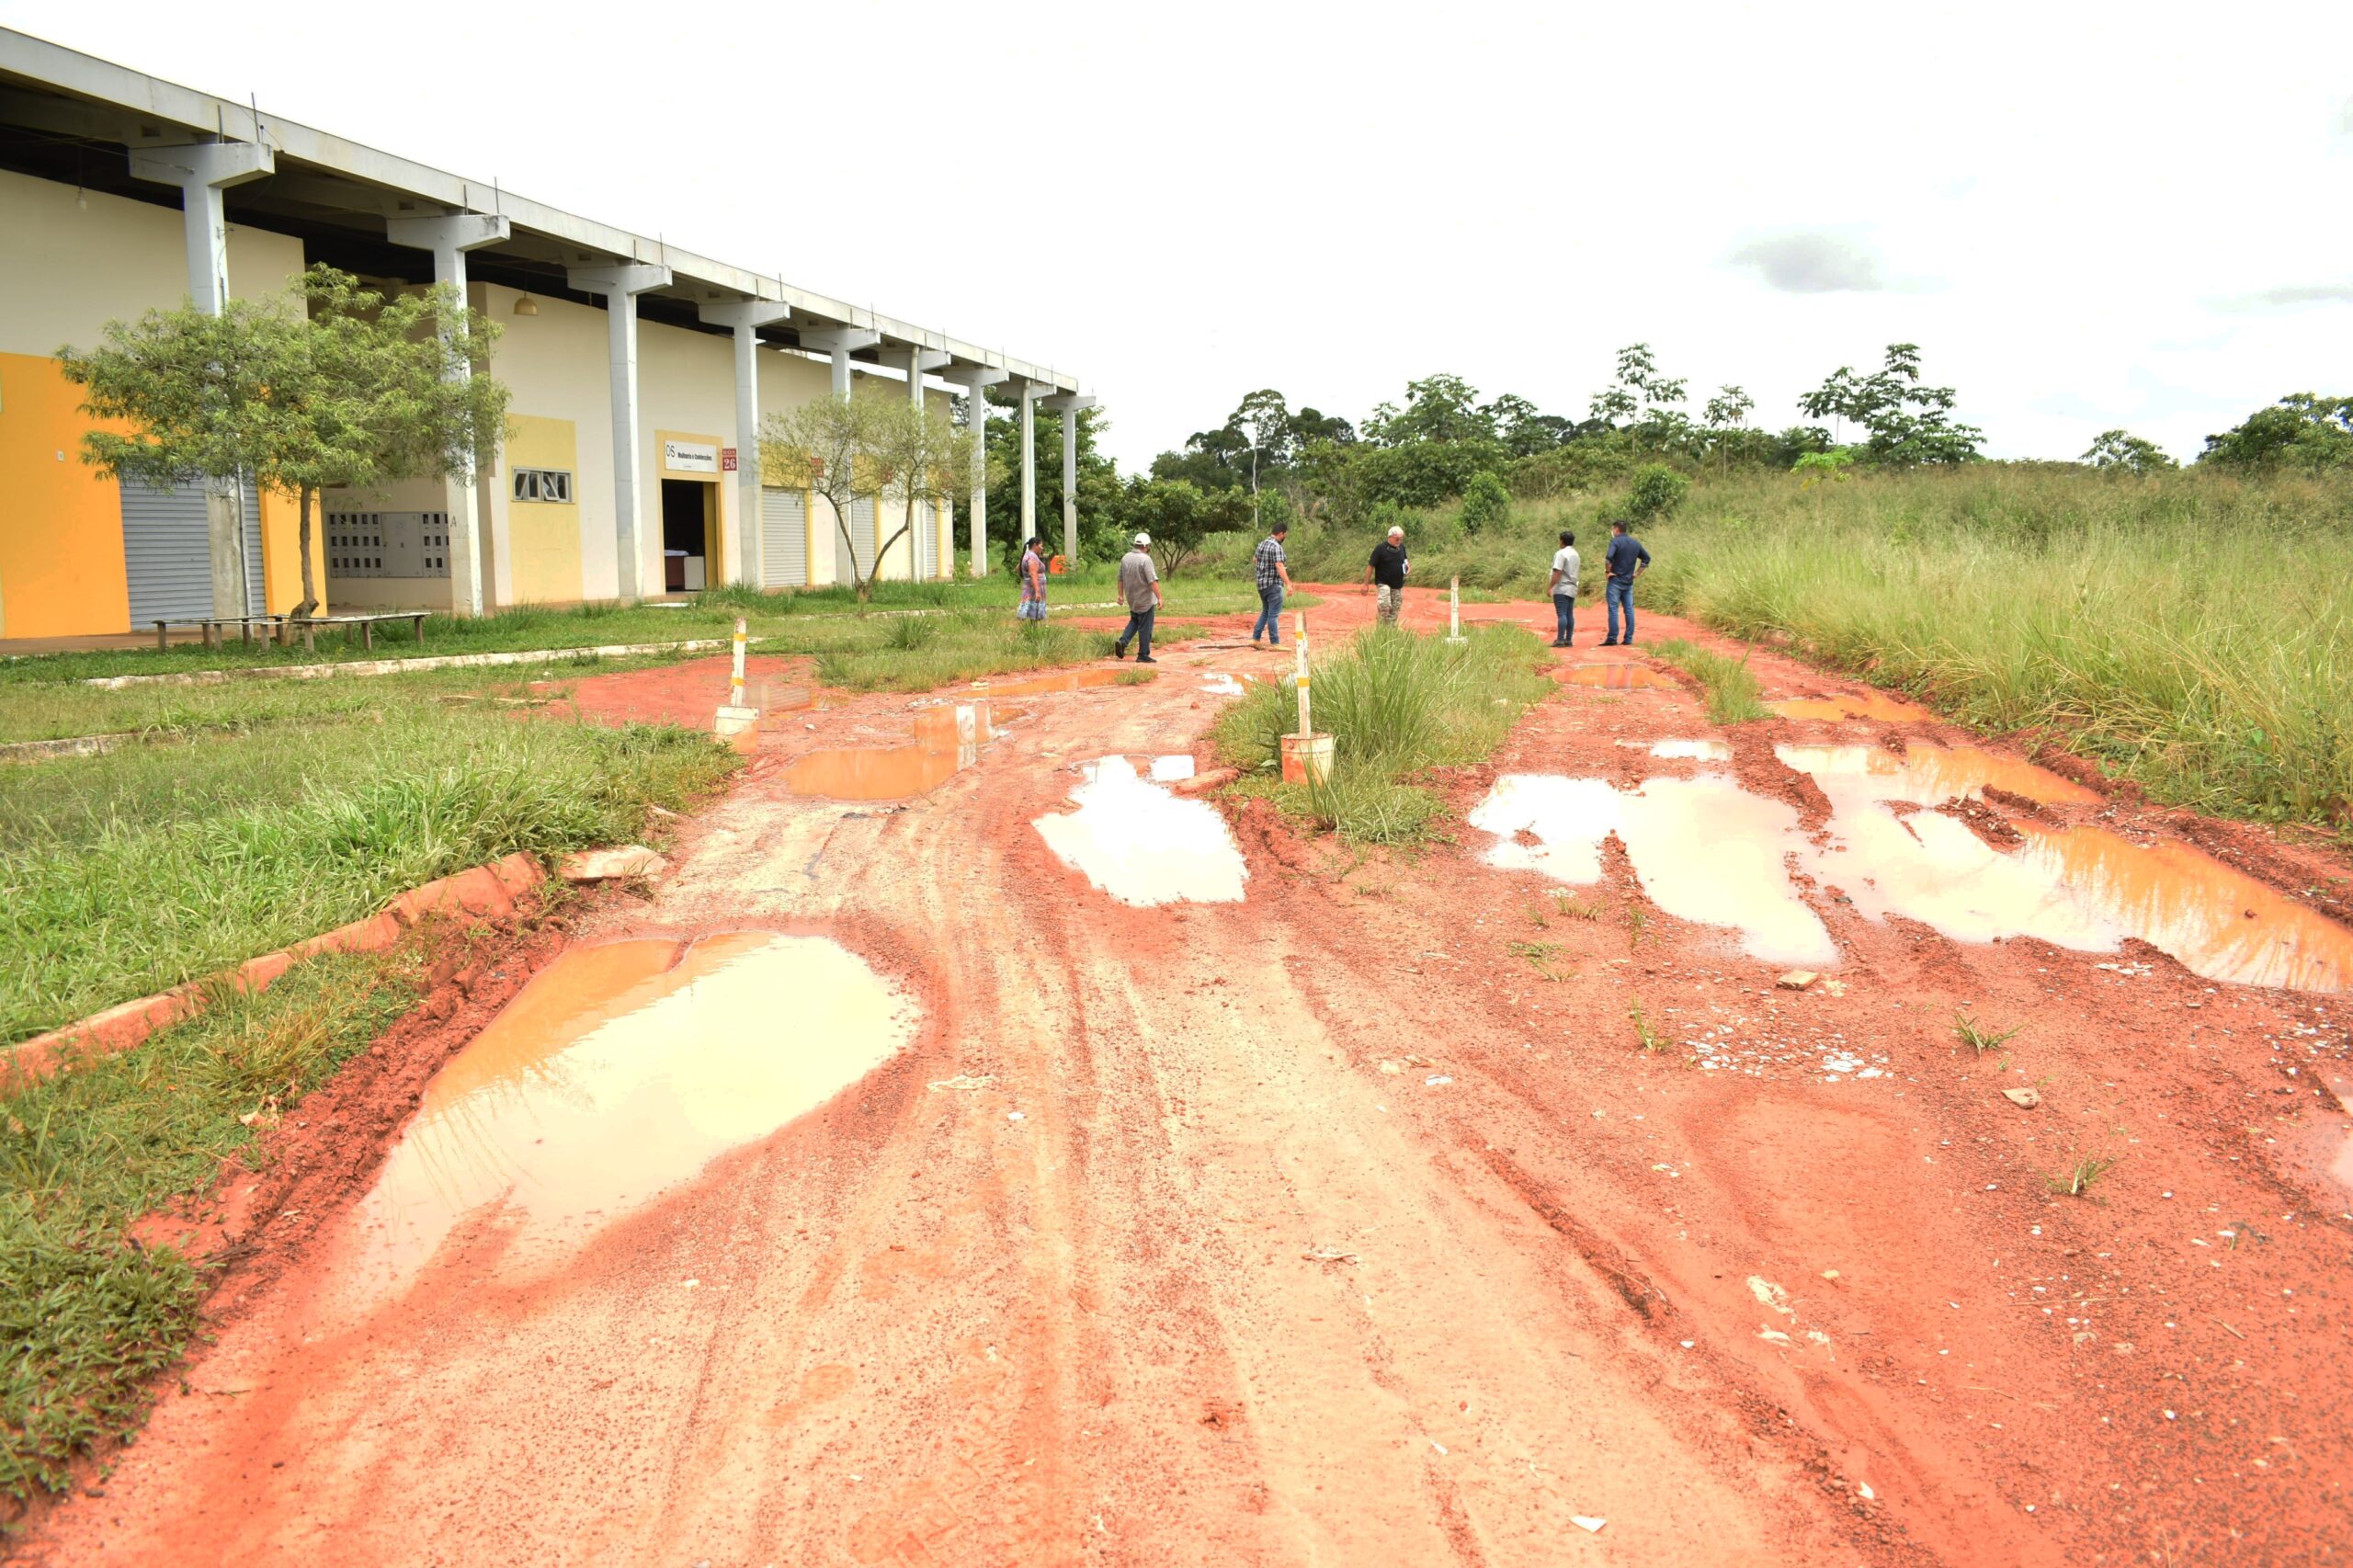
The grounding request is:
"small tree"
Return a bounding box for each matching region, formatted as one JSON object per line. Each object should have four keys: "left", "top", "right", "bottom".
{"left": 1115, "top": 475, "right": 1246, "bottom": 577}
{"left": 59, "top": 265, "right": 509, "bottom": 619}
{"left": 2081, "top": 429, "right": 2177, "bottom": 474}
{"left": 869, "top": 395, "right": 981, "bottom": 588}
{"left": 761, "top": 390, "right": 894, "bottom": 600}
{"left": 1623, "top": 463, "right": 1689, "bottom": 525}
{"left": 1460, "top": 471, "right": 1511, "bottom": 532}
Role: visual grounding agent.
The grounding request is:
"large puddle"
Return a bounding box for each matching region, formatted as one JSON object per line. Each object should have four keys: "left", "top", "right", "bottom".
{"left": 1033, "top": 756, "right": 1248, "bottom": 906}
{"left": 1471, "top": 773, "right": 1838, "bottom": 966}
{"left": 343, "top": 933, "right": 914, "bottom": 1293}
{"left": 1768, "top": 690, "right": 1938, "bottom": 723}
{"left": 1567, "top": 665, "right": 1681, "bottom": 691}
{"left": 781, "top": 703, "right": 995, "bottom": 800}
{"left": 1780, "top": 746, "right": 2353, "bottom": 991}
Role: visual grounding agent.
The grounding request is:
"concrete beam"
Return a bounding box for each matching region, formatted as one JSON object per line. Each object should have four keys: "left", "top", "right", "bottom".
{"left": 800, "top": 326, "right": 883, "bottom": 397}
{"left": 568, "top": 261, "right": 674, "bottom": 600}
{"left": 699, "top": 298, "right": 793, "bottom": 589}
{"left": 388, "top": 212, "right": 513, "bottom": 617}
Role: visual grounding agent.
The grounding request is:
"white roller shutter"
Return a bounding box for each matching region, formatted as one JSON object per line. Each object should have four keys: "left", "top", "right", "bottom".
{"left": 238, "top": 482, "right": 266, "bottom": 613}
{"left": 913, "top": 499, "right": 937, "bottom": 580}
{"left": 760, "top": 488, "right": 807, "bottom": 588}
{"left": 848, "top": 496, "right": 877, "bottom": 582}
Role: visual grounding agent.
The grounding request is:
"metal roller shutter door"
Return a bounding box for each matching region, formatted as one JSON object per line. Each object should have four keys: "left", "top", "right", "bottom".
{"left": 913, "top": 500, "right": 936, "bottom": 580}
{"left": 759, "top": 488, "right": 807, "bottom": 588}
{"left": 848, "top": 496, "right": 877, "bottom": 582}
{"left": 120, "top": 480, "right": 267, "bottom": 622}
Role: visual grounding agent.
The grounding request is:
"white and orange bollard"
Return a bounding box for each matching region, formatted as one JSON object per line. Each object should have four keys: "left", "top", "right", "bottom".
{"left": 1446, "top": 576, "right": 1467, "bottom": 645}
{"left": 714, "top": 616, "right": 761, "bottom": 749}
{"left": 1279, "top": 608, "right": 1334, "bottom": 785}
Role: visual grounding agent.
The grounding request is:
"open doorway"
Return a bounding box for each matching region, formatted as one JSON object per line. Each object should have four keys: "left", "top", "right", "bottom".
{"left": 660, "top": 479, "right": 715, "bottom": 592}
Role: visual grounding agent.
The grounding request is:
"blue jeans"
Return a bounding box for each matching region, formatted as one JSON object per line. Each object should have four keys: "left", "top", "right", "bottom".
{"left": 1606, "top": 579, "right": 1635, "bottom": 642}
{"left": 1117, "top": 606, "right": 1155, "bottom": 659}
{"left": 1552, "top": 593, "right": 1575, "bottom": 644}
{"left": 1253, "top": 584, "right": 1284, "bottom": 643}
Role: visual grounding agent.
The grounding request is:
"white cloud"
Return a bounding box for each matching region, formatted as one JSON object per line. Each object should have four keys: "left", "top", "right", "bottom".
{"left": 1726, "top": 232, "right": 1889, "bottom": 294}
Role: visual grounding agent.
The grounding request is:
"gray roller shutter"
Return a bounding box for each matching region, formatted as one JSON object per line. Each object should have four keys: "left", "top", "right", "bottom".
{"left": 914, "top": 500, "right": 937, "bottom": 580}
{"left": 759, "top": 488, "right": 806, "bottom": 588}
{"left": 120, "top": 479, "right": 267, "bottom": 622}
{"left": 120, "top": 480, "right": 212, "bottom": 623}
{"left": 848, "top": 495, "right": 877, "bottom": 582}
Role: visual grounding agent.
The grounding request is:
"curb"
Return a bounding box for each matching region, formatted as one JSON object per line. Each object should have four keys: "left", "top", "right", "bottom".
{"left": 0, "top": 733, "right": 127, "bottom": 764}
{"left": 78, "top": 638, "right": 735, "bottom": 690}
{"left": 3, "top": 851, "right": 546, "bottom": 1087}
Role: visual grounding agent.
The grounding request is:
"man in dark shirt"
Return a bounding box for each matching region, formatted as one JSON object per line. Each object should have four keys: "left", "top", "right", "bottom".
{"left": 1364, "top": 526, "right": 1409, "bottom": 626}
{"left": 1601, "top": 518, "right": 1651, "bottom": 646}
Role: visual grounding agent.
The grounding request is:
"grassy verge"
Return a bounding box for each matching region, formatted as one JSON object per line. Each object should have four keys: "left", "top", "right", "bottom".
{"left": 1214, "top": 623, "right": 1554, "bottom": 844}
{"left": 804, "top": 614, "right": 1112, "bottom": 692}
{"left": 1203, "top": 468, "right": 2352, "bottom": 832}
{"left": 0, "top": 702, "right": 736, "bottom": 1047}
{"left": 1, "top": 945, "right": 431, "bottom": 1505}
{"left": 1652, "top": 639, "right": 1770, "bottom": 723}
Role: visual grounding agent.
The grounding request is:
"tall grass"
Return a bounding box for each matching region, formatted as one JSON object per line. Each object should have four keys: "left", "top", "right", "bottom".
{"left": 1215, "top": 623, "right": 1554, "bottom": 843}
{"left": 1213, "top": 467, "right": 2353, "bottom": 830}
{"left": 811, "top": 613, "right": 1112, "bottom": 692}
{"left": 0, "top": 707, "right": 735, "bottom": 1044}
{"left": 1653, "top": 639, "right": 1770, "bottom": 723}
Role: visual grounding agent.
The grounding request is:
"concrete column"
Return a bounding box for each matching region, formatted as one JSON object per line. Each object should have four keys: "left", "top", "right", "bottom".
{"left": 568, "top": 261, "right": 674, "bottom": 600}
{"left": 897, "top": 346, "right": 950, "bottom": 576}
{"left": 129, "top": 140, "right": 276, "bottom": 618}
{"left": 1042, "top": 393, "right": 1098, "bottom": 565}
{"left": 699, "top": 298, "right": 791, "bottom": 588}
{"left": 938, "top": 366, "right": 1007, "bottom": 577}
{"left": 1019, "top": 383, "right": 1042, "bottom": 549}
{"left": 800, "top": 326, "right": 880, "bottom": 398}
{"left": 388, "top": 213, "right": 511, "bottom": 618}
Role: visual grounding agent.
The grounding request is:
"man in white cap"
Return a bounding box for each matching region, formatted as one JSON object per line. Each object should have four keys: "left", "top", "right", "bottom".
{"left": 1364, "top": 524, "right": 1410, "bottom": 627}
{"left": 1112, "top": 531, "right": 1163, "bottom": 663}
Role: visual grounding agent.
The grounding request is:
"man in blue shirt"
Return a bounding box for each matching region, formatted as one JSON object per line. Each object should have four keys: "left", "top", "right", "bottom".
{"left": 1601, "top": 518, "right": 1651, "bottom": 646}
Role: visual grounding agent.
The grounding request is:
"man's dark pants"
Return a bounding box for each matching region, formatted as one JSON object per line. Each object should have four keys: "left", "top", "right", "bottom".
{"left": 1117, "top": 607, "right": 1156, "bottom": 660}
{"left": 1552, "top": 594, "right": 1575, "bottom": 645}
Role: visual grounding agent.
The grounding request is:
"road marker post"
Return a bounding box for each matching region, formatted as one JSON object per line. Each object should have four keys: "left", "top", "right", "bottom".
{"left": 1279, "top": 608, "right": 1334, "bottom": 785}
{"left": 1446, "top": 577, "right": 1467, "bottom": 645}
{"left": 714, "top": 616, "right": 761, "bottom": 746}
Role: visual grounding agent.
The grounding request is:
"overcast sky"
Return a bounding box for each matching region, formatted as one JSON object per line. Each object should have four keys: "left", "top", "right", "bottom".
{"left": 11, "top": 1, "right": 2350, "bottom": 471}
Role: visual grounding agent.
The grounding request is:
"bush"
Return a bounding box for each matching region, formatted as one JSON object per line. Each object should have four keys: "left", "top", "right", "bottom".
{"left": 1625, "top": 463, "right": 1690, "bottom": 524}
{"left": 1461, "top": 472, "right": 1511, "bottom": 533}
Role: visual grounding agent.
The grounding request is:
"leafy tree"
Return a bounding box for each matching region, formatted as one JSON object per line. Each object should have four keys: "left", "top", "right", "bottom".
{"left": 1623, "top": 462, "right": 1690, "bottom": 524}
{"left": 1793, "top": 449, "right": 1857, "bottom": 488}
{"left": 1364, "top": 373, "right": 1496, "bottom": 447}
{"left": 869, "top": 395, "right": 983, "bottom": 590}
{"left": 1588, "top": 343, "right": 1695, "bottom": 453}
{"left": 980, "top": 392, "right": 1121, "bottom": 568}
{"left": 1114, "top": 475, "right": 1249, "bottom": 576}
{"left": 2199, "top": 394, "right": 2353, "bottom": 474}
{"left": 762, "top": 388, "right": 898, "bottom": 599}
{"left": 1233, "top": 387, "right": 1291, "bottom": 522}
{"left": 1459, "top": 471, "right": 1511, "bottom": 532}
{"left": 1798, "top": 344, "right": 1981, "bottom": 467}
{"left": 59, "top": 264, "right": 509, "bottom": 619}
{"left": 2081, "top": 428, "right": 2178, "bottom": 474}
{"left": 1481, "top": 393, "right": 1574, "bottom": 457}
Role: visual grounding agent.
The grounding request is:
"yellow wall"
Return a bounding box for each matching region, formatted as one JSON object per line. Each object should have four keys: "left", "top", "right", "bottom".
{"left": 256, "top": 489, "right": 327, "bottom": 615}
{"left": 0, "top": 352, "right": 133, "bottom": 637}
{"left": 505, "top": 415, "right": 585, "bottom": 603}
{"left": 1, "top": 169, "right": 310, "bottom": 638}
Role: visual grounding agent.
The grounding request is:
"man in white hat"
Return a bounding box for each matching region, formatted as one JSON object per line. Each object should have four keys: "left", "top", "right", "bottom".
{"left": 1112, "top": 531, "right": 1163, "bottom": 664}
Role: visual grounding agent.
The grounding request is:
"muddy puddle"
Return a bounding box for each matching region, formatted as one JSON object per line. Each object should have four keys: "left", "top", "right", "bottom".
{"left": 1768, "top": 690, "right": 1938, "bottom": 722}
{"left": 1620, "top": 738, "right": 1734, "bottom": 761}
{"left": 1781, "top": 746, "right": 2353, "bottom": 992}
{"left": 341, "top": 933, "right": 915, "bottom": 1296}
{"left": 1034, "top": 755, "right": 1247, "bottom": 906}
{"left": 1567, "top": 665, "right": 1680, "bottom": 690}
{"left": 966, "top": 667, "right": 1137, "bottom": 699}
{"left": 1471, "top": 773, "right": 1837, "bottom": 966}
{"left": 780, "top": 703, "right": 995, "bottom": 800}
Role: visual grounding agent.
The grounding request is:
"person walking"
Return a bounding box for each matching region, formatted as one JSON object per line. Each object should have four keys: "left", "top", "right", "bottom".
{"left": 1112, "top": 532, "right": 1163, "bottom": 663}
{"left": 1601, "top": 518, "right": 1651, "bottom": 646}
{"left": 1547, "top": 529, "right": 1581, "bottom": 647}
{"left": 1251, "top": 519, "right": 1292, "bottom": 648}
{"left": 1364, "top": 525, "right": 1409, "bottom": 627}
{"left": 1016, "top": 537, "right": 1049, "bottom": 625}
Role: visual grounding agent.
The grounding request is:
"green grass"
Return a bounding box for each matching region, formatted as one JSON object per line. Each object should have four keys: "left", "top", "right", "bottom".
{"left": 1651, "top": 639, "right": 1770, "bottom": 723}
{"left": 2046, "top": 1153, "right": 2119, "bottom": 1199}
{"left": 804, "top": 613, "right": 1116, "bottom": 692}
{"left": 1205, "top": 467, "right": 2353, "bottom": 833}
{"left": 1951, "top": 1009, "right": 2023, "bottom": 1053}
{"left": 1213, "top": 622, "right": 1554, "bottom": 844}
{"left": 0, "top": 703, "right": 736, "bottom": 1046}
{"left": 1, "top": 946, "right": 430, "bottom": 1503}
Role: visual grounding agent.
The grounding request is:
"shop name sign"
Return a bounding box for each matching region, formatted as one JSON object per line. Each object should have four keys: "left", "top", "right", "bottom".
{"left": 664, "top": 439, "right": 720, "bottom": 474}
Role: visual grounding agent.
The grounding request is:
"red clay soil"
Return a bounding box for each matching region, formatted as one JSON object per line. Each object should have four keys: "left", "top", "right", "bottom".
{"left": 25, "top": 597, "right": 2352, "bottom": 1566}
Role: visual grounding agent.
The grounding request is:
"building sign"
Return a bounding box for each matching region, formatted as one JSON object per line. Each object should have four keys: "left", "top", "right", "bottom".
{"left": 721, "top": 447, "right": 738, "bottom": 472}
{"left": 664, "top": 438, "right": 720, "bottom": 474}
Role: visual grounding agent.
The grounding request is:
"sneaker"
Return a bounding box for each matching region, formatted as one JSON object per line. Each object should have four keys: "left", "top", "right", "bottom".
{"left": 1599, "top": 639, "right": 1619, "bottom": 646}
{"left": 1112, "top": 642, "right": 1128, "bottom": 660}
{"left": 1136, "top": 656, "right": 1158, "bottom": 665}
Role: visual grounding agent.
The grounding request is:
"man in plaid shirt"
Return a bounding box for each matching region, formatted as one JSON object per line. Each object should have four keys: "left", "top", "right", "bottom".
{"left": 1250, "top": 520, "right": 1291, "bottom": 648}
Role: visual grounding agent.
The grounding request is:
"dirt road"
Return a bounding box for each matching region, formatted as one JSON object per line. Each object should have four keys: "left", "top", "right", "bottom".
{"left": 31, "top": 589, "right": 2352, "bottom": 1565}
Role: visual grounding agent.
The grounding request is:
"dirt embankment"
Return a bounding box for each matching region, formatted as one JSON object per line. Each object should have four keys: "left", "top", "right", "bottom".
{"left": 26, "top": 597, "right": 2350, "bottom": 1566}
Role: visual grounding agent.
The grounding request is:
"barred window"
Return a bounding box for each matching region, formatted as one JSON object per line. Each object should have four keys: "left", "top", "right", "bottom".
{"left": 513, "top": 468, "right": 574, "bottom": 504}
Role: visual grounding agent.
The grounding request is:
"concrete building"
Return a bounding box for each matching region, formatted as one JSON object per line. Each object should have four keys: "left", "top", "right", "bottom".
{"left": 0, "top": 29, "right": 1087, "bottom": 640}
